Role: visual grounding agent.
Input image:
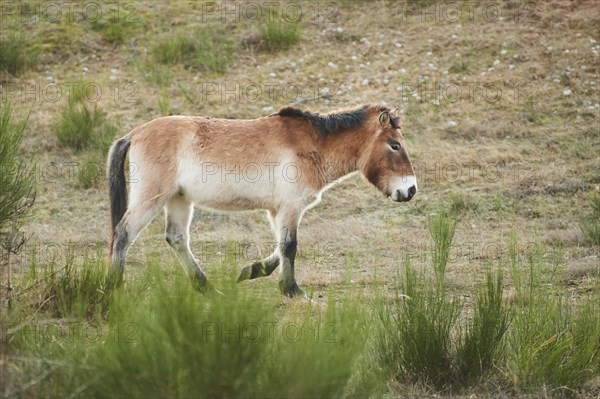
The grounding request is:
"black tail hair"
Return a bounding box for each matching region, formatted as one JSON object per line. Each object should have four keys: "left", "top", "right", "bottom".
{"left": 107, "top": 136, "right": 131, "bottom": 257}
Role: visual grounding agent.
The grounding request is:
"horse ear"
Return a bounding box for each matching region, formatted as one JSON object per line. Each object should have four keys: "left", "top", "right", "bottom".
{"left": 379, "top": 111, "right": 390, "bottom": 127}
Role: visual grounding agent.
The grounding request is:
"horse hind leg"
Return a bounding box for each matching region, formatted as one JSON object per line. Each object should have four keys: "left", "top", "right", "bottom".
{"left": 164, "top": 196, "right": 216, "bottom": 294}
{"left": 109, "top": 199, "right": 164, "bottom": 287}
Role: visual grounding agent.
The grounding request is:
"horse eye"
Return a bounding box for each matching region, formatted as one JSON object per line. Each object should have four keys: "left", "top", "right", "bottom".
{"left": 390, "top": 142, "right": 401, "bottom": 151}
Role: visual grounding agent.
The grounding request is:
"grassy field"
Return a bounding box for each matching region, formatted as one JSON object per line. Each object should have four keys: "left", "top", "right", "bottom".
{"left": 1, "top": 0, "right": 599, "bottom": 397}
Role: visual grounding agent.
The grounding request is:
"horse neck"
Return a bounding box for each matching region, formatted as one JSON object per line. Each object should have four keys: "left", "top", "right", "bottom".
{"left": 320, "top": 126, "right": 375, "bottom": 181}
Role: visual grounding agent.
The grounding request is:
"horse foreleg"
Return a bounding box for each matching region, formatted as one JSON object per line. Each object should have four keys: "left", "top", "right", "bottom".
{"left": 237, "top": 209, "right": 280, "bottom": 282}
{"left": 275, "top": 209, "right": 304, "bottom": 298}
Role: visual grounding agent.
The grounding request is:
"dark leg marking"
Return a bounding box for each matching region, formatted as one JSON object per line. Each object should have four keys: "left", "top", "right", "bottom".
{"left": 113, "top": 224, "right": 128, "bottom": 260}
{"left": 237, "top": 257, "right": 280, "bottom": 282}
{"left": 108, "top": 223, "right": 129, "bottom": 288}
{"left": 279, "top": 237, "right": 304, "bottom": 298}
{"left": 284, "top": 240, "right": 297, "bottom": 259}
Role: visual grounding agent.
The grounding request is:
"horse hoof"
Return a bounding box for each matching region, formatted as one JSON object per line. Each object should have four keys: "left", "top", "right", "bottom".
{"left": 237, "top": 266, "right": 251, "bottom": 283}
{"left": 193, "top": 279, "right": 223, "bottom": 296}
{"left": 280, "top": 280, "right": 305, "bottom": 299}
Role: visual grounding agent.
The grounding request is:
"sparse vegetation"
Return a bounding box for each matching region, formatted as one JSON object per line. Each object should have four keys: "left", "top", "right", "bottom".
{"left": 579, "top": 194, "right": 600, "bottom": 245}
{"left": 157, "top": 90, "right": 171, "bottom": 115}
{"left": 449, "top": 192, "right": 480, "bottom": 214}
{"left": 259, "top": 18, "right": 302, "bottom": 51}
{"left": 0, "top": 32, "right": 38, "bottom": 76}
{"left": 53, "top": 84, "right": 116, "bottom": 153}
{"left": 77, "top": 152, "right": 106, "bottom": 189}
{"left": 90, "top": 15, "right": 139, "bottom": 45}
{"left": 152, "top": 27, "right": 235, "bottom": 73}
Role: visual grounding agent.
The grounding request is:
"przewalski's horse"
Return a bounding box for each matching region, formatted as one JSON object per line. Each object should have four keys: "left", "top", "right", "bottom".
{"left": 107, "top": 105, "right": 417, "bottom": 297}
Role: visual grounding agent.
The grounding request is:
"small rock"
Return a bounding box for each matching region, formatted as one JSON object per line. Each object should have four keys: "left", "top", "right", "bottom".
{"left": 563, "top": 89, "right": 572, "bottom": 96}
{"left": 361, "top": 79, "right": 369, "bottom": 86}
{"left": 269, "top": 72, "right": 277, "bottom": 77}
{"left": 262, "top": 106, "right": 274, "bottom": 112}
{"left": 448, "top": 120, "right": 458, "bottom": 127}
{"left": 327, "top": 61, "right": 338, "bottom": 69}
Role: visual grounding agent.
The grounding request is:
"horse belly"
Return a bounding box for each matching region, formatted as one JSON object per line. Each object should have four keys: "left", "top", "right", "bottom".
{"left": 177, "top": 163, "right": 279, "bottom": 211}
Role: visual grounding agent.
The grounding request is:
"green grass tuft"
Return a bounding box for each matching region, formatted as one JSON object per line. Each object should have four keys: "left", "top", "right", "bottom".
{"left": 579, "top": 194, "right": 600, "bottom": 245}
{"left": 53, "top": 84, "right": 116, "bottom": 153}
{"left": 0, "top": 32, "right": 38, "bottom": 76}
{"left": 377, "top": 260, "right": 460, "bottom": 390}
{"left": 506, "top": 255, "right": 600, "bottom": 393}
{"left": 152, "top": 27, "right": 234, "bottom": 73}
{"left": 90, "top": 16, "right": 139, "bottom": 45}
{"left": 455, "top": 269, "right": 508, "bottom": 386}
{"left": 259, "top": 18, "right": 302, "bottom": 51}
{"left": 54, "top": 102, "right": 116, "bottom": 152}
{"left": 428, "top": 209, "right": 457, "bottom": 288}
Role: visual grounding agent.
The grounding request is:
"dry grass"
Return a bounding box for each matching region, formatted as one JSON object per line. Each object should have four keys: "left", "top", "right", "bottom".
{"left": 1, "top": 1, "right": 599, "bottom": 396}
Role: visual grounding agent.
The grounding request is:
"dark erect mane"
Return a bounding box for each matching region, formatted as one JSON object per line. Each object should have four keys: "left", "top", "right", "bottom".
{"left": 275, "top": 104, "right": 399, "bottom": 137}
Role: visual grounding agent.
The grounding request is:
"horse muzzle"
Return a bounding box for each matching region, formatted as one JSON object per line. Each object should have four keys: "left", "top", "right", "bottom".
{"left": 390, "top": 176, "right": 417, "bottom": 202}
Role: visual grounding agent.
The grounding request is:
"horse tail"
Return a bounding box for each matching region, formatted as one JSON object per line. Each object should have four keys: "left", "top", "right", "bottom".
{"left": 107, "top": 136, "right": 131, "bottom": 258}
